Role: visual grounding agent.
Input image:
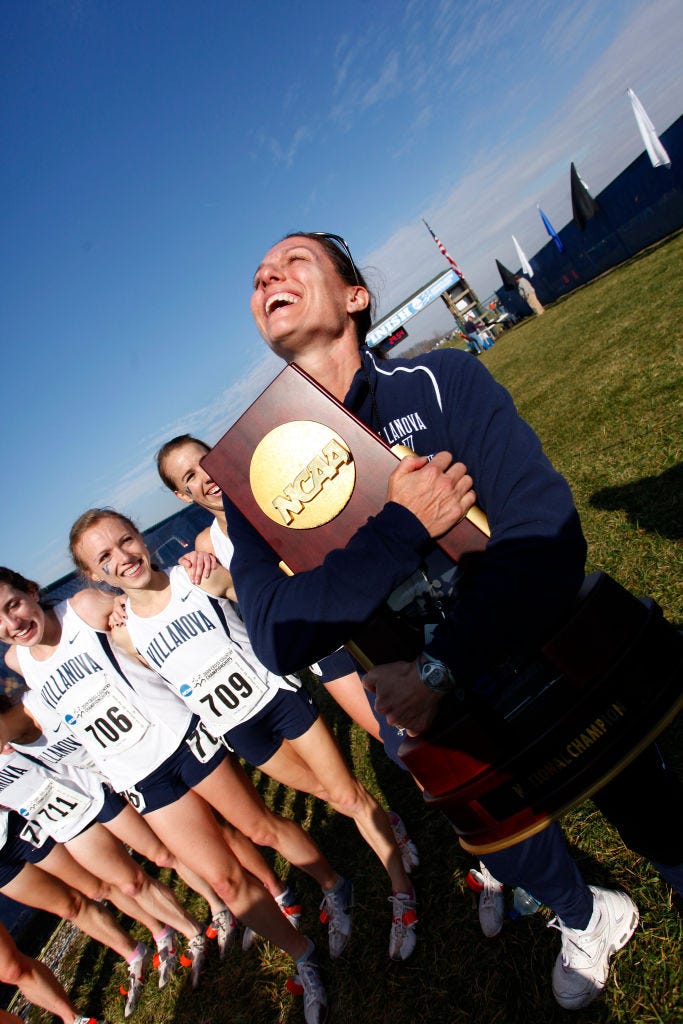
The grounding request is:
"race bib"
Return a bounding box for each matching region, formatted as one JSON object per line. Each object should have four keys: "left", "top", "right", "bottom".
{"left": 18, "top": 777, "right": 93, "bottom": 838}
{"left": 123, "top": 785, "right": 147, "bottom": 814}
{"left": 19, "top": 819, "right": 49, "bottom": 849}
{"left": 185, "top": 720, "right": 223, "bottom": 763}
{"left": 178, "top": 648, "right": 268, "bottom": 731}
{"left": 64, "top": 678, "right": 150, "bottom": 758}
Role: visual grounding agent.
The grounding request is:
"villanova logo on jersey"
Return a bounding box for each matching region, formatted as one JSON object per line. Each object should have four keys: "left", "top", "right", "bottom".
{"left": 180, "top": 684, "right": 193, "bottom": 698}
{"left": 65, "top": 714, "right": 77, "bottom": 726}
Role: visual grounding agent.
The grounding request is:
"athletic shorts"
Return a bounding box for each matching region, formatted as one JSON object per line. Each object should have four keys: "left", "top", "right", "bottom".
{"left": 126, "top": 719, "right": 227, "bottom": 816}
{"left": 0, "top": 814, "right": 55, "bottom": 887}
{"left": 225, "top": 687, "right": 319, "bottom": 766}
{"left": 96, "top": 787, "right": 129, "bottom": 824}
{"left": 311, "top": 647, "right": 357, "bottom": 684}
{"left": 364, "top": 689, "right": 409, "bottom": 771}
{"left": 316, "top": 648, "right": 409, "bottom": 771}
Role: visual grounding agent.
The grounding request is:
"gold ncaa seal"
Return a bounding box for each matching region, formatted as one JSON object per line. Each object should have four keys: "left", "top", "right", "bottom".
{"left": 249, "top": 421, "right": 356, "bottom": 529}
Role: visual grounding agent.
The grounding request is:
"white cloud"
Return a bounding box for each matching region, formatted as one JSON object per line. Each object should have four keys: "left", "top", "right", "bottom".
{"left": 255, "top": 124, "right": 313, "bottom": 168}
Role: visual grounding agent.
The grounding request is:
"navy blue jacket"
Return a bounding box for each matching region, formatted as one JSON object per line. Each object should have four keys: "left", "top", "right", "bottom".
{"left": 223, "top": 348, "right": 586, "bottom": 684}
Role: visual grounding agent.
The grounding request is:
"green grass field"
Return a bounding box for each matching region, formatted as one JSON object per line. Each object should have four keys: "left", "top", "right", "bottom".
{"left": 13, "top": 232, "right": 683, "bottom": 1024}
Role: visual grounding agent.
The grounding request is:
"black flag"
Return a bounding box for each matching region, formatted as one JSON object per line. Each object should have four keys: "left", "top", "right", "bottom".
{"left": 496, "top": 258, "right": 517, "bottom": 291}
{"left": 570, "top": 162, "right": 599, "bottom": 230}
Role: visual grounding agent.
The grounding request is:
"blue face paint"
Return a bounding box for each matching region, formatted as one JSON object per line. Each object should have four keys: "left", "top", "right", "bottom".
{"left": 102, "top": 562, "right": 111, "bottom": 576}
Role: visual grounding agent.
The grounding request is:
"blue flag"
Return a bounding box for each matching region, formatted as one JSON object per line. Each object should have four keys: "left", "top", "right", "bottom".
{"left": 538, "top": 205, "right": 564, "bottom": 252}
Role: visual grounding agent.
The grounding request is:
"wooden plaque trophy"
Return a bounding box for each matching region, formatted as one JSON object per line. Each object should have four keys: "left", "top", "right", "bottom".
{"left": 202, "top": 363, "right": 683, "bottom": 853}
{"left": 202, "top": 363, "right": 488, "bottom": 667}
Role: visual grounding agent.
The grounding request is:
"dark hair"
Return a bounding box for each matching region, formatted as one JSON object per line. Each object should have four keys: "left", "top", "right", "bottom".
{"left": 156, "top": 434, "right": 210, "bottom": 491}
{"left": 0, "top": 567, "right": 52, "bottom": 611}
{"left": 281, "top": 232, "right": 375, "bottom": 345}
{"left": 0, "top": 692, "right": 15, "bottom": 714}
{"left": 69, "top": 509, "right": 141, "bottom": 573}
{"left": 0, "top": 567, "right": 40, "bottom": 597}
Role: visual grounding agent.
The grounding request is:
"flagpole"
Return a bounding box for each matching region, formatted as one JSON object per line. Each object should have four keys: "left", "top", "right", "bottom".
{"left": 422, "top": 219, "right": 482, "bottom": 331}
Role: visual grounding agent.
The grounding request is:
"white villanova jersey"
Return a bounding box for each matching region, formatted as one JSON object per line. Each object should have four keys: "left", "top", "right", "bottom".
{"left": 125, "top": 567, "right": 299, "bottom": 738}
{"left": 19, "top": 687, "right": 100, "bottom": 774}
{"left": 17, "top": 601, "right": 192, "bottom": 792}
{"left": 210, "top": 518, "right": 235, "bottom": 569}
{"left": 0, "top": 745, "right": 104, "bottom": 844}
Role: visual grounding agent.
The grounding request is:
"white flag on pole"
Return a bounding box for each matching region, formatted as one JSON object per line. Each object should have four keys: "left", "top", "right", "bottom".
{"left": 627, "top": 87, "right": 671, "bottom": 169}
{"left": 512, "top": 235, "right": 533, "bottom": 277}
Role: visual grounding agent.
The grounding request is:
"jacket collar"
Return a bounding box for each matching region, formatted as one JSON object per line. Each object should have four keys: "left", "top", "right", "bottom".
{"left": 344, "top": 346, "right": 377, "bottom": 418}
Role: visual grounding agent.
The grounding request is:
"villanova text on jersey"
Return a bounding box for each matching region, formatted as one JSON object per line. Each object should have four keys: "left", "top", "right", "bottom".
{"left": 380, "top": 411, "right": 428, "bottom": 450}
{"left": 40, "top": 652, "right": 104, "bottom": 710}
{"left": 143, "top": 609, "right": 217, "bottom": 670}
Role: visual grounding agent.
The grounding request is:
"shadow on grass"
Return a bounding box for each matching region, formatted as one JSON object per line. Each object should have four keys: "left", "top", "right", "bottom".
{"left": 589, "top": 462, "right": 683, "bottom": 538}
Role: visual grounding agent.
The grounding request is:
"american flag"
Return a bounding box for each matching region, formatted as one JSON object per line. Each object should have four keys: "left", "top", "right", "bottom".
{"left": 422, "top": 220, "right": 463, "bottom": 277}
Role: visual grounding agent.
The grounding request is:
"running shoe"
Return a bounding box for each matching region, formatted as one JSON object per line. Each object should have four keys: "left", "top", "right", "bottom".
{"left": 389, "top": 810, "right": 420, "bottom": 873}
{"left": 243, "top": 888, "right": 302, "bottom": 951}
{"left": 179, "top": 932, "right": 208, "bottom": 990}
{"left": 74, "top": 1017, "right": 106, "bottom": 1024}
{"left": 287, "top": 951, "right": 328, "bottom": 1024}
{"left": 477, "top": 862, "right": 505, "bottom": 939}
{"left": 319, "top": 877, "right": 354, "bottom": 959}
{"left": 276, "top": 886, "right": 303, "bottom": 929}
{"left": 241, "top": 925, "right": 257, "bottom": 952}
{"left": 388, "top": 892, "right": 418, "bottom": 960}
{"left": 206, "top": 909, "right": 237, "bottom": 959}
{"left": 120, "top": 944, "right": 151, "bottom": 1018}
{"left": 152, "top": 929, "right": 177, "bottom": 989}
{"left": 549, "top": 886, "right": 639, "bottom": 1009}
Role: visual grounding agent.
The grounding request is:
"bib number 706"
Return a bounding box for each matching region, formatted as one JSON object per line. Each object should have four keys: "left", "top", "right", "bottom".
{"left": 84, "top": 706, "right": 133, "bottom": 748}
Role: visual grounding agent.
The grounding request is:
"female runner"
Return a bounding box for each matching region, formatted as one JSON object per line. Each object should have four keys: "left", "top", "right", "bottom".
{"left": 0, "top": 567, "right": 333, "bottom": 1024}
{"left": 0, "top": 696, "right": 208, "bottom": 1002}
{"left": 6, "top": 684, "right": 239, "bottom": 964}
{"left": 0, "top": 807, "right": 152, "bottom": 1016}
{"left": 73, "top": 506, "right": 418, "bottom": 961}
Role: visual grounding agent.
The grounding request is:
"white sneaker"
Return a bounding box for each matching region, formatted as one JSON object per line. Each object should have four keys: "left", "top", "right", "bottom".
{"left": 478, "top": 862, "right": 505, "bottom": 938}
{"left": 206, "top": 909, "right": 237, "bottom": 960}
{"left": 121, "top": 944, "right": 151, "bottom": 1017}
{"left": 180, "top": 932, "right": 208, "bottom": 990}
{"left": 549, "top": 885, "right": 639, "bottom": 1009}
{"left": 276, "top": 885, "right": 302, "bottom": 929}
{"left": 288, "top": 950, "right": 328, "bottom": 1024}
{"left": 242, "top": 887, "right": 301, "bottom": 951}
{"left": 389, "top": 810, "right": 420, "bottom": 873}
{"left": 153, "top": 929, "right": 177, "bottom": 988}
{"left": 319, "top": 877, "right": 354, "bottom": 959}
{"left": 388, "top": 892, "right": 418, "bottom": 960}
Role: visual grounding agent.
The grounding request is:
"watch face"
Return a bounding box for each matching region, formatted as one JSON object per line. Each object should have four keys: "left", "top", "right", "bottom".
{"left": 421, "top": 659, "right": 453, "bottom": 693}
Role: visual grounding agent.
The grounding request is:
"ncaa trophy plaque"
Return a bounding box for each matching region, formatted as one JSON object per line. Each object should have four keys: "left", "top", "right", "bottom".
{"left": 201, "top": 363, "right": 488, "bottom": 667}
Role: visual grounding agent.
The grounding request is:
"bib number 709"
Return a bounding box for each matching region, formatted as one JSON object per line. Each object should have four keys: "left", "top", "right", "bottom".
{"left": 199, "top": 673, "right": 253, "bottom": 718}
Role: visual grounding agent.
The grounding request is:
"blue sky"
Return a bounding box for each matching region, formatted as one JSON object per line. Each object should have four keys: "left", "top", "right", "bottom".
{"left": 2, "top": 0, "right": 682, "bottom": 583}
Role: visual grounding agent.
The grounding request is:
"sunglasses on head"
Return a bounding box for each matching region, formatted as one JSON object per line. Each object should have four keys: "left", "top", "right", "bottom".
{"left": 309, "top": 232, "right": 360, "bottom": 286}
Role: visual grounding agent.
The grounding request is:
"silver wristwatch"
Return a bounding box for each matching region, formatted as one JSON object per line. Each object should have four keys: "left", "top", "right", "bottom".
{"left": 416, "top": 652, "right": 456, "bottom": 694}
